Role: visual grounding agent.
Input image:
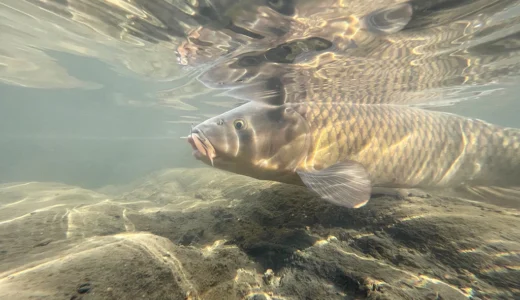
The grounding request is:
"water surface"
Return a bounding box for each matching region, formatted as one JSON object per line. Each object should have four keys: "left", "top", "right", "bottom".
{"left": 1, "top": 1, "right": 520, "bottom": 299}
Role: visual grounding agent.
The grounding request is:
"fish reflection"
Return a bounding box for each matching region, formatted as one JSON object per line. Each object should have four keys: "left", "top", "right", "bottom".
{"left": 191, "top": 0, "right": 520, "bottom": 108}
{"left": 188, "top": 101, "right": 520, "bottom": 208}
{"left": 178, "top": 0, "right": 414, "bottom": 66}
{"left": 1, "top": 0, "right": 413, "bottom": 89}
{"left": 5, "top": 0, "right": 519, "bottom": 104}
{"left": 177, "top": 0, "right": 516, "bottom": 66}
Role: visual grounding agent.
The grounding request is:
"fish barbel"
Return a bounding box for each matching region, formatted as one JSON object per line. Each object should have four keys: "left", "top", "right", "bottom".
{"left": 187, "top": 101, "right": 520, "bottom": 208}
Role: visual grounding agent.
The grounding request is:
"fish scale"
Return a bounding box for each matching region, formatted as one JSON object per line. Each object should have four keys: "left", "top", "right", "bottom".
{"left": 292, "top": 102, "right": 520, "bottom": 189}
{"left": 189, "top": 100, "right": 520, "bottom": 208}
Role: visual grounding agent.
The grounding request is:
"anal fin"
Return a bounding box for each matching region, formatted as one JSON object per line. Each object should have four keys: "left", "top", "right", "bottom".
{"left": 296, "top": 161, "right": 372, "bottom": 209}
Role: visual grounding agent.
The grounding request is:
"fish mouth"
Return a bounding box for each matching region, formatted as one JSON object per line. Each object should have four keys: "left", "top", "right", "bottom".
{"left": 188, "top": 129, "right": 217, "bottom": 166}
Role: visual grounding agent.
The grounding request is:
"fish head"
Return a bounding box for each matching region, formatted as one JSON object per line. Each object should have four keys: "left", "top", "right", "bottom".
{"left": 188, "top": 102, "right": 311, "bottom": 179}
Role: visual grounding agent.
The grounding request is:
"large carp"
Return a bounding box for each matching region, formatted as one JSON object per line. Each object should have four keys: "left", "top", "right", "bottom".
{"left": 188, "top": 101, "right": 520, "bottom": 208}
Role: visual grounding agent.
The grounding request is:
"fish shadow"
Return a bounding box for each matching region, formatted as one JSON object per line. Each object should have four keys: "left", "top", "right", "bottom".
{"left": 217, "top": 184, "right": 407, "bottom": 271}
{"left": 128, "top": 182, "right": 407, "bottom": 272}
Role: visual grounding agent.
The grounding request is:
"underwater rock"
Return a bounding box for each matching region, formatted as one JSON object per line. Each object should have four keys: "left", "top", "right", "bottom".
{"left": 0, "top": 232, "right": 254, "bottom": 300}
{"left": 0, "top": 168, "right": 518, "bottom": 299}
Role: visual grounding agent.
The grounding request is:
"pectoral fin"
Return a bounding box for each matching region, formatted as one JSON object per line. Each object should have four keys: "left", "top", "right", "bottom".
{"left": 296, "top": 161, "right": 372, "bottom": 209}
{"left": 360, "top": 2, "right": 413, "bottom": 35}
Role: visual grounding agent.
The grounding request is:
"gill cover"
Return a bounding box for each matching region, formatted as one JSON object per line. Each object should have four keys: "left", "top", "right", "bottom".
{"left": 236, "top": 103, "right": 312, "bottom": 172}
{"left": 193, "top": 101, "right": 312, "bottom": 175}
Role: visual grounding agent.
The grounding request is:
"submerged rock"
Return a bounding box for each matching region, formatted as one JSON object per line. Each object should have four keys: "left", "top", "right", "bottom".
{"left": 0, "top": 168, "right": 518, "bottom": 299}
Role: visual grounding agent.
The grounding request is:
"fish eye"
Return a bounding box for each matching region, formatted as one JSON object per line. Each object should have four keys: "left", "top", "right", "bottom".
{"left": 233, "top": 119, "right": 246, "bottom": 130}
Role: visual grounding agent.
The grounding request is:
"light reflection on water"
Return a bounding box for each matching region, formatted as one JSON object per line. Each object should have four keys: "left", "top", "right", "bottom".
{"left": 2, "top": 0, "right": 520, "bottom": 187}
{"left": 1, "top": 1, "right": 520, "bottom": 299}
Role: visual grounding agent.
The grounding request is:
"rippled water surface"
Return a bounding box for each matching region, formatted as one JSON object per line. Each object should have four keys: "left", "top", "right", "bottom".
{"left": 1, "top": 1, "right": 520, "bottom": 299}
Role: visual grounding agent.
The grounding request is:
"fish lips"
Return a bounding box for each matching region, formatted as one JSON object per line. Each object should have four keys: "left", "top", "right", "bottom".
{"left": 188, "top": 130, "right": 217, "bottom": 166}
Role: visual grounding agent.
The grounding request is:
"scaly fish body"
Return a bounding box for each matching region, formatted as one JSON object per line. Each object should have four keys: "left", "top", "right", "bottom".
{"left": 188, "top": 101, "right": 520, "bottom": 208}
{"left": 295, "top": 102, "right": 520, "bottom": 188}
